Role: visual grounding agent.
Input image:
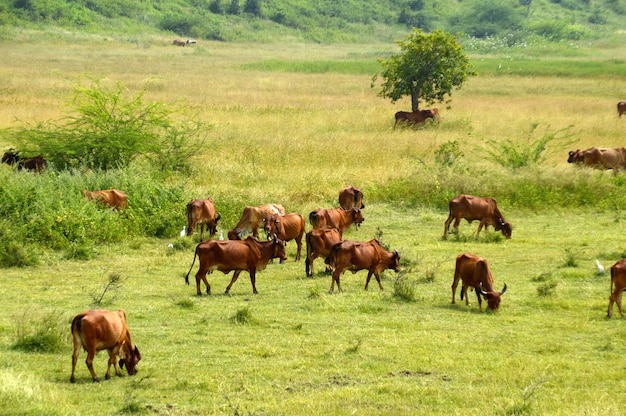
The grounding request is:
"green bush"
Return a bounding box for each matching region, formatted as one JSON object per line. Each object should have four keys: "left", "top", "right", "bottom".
{"left": 12, "top": 312, "right": 66, "bottom": 353}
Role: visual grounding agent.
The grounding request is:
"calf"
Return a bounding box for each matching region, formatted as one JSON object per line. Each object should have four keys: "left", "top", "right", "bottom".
{"left": 444, "top": 194, "right": 511, "bottom": 240}
{"left": 305, "top": 227, "right": 342, "bottom": 277}
{"left": 263, "top": 213, "right": 305, "bottom": 261}
{"left": 173, "top": 39, "right": 186, "bottom": 46}
{"left": 608, "top": 259, "right": 626, "bottom": 317}
{"left": 309, "top": 207, "right": 364, "bottom": 237}
{"left": 451, "top": 253, "right": 507, "bottom": 311}
{"left": 70, "top": 309, "right": 141, "bottom": 383}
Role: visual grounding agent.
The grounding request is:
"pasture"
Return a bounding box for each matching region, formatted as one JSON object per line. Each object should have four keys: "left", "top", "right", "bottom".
{"left": 2, "top": 32, "right": 626, "bottom": 415}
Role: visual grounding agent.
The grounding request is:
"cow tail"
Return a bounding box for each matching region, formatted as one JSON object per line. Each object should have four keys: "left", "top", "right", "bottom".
{"left": 328, "top": 242, "right": 342, "bottom": 269}
{"left": 610, "top": 266, "right": 615, "bottom": 296}
{"left": 71, "top": 314, "right": 84, "bottom": 345}
{"left": 185, "top": 245, "right": 199, "bottom": 285}
{"left": 186, "top": 204, "right": 193, "bottom": 236}
{"left": 305, "top": 232, "right": 313, "bottom": 276}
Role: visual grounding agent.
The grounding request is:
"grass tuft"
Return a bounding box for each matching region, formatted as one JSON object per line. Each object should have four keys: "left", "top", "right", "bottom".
{"left": 12, "top": 312, "right": 66, "bottom": 353}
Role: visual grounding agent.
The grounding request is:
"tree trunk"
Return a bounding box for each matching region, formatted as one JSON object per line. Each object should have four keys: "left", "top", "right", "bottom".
{"left": 411, "top": 91, "right": 419, "bottom": 112}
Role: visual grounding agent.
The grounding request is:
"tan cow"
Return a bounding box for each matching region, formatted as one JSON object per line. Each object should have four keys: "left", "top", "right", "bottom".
{"left": 172, "top": 39, "right": 186, "bottom": 46}
{"left": 305, "top": 227, "right": 342, "bottom": 277}
{"left": 309, "top": 207, "right": 364, "bottom": 237}
{"left": 451, "top": 253, "right": 507, "bottom": 311}
{"left": 338, "top": 185, "right": 365, "bottom": 210}
{"left": 443, "top": 194, "right": 511, "bottom": 240}
{"left": 83, "top": 189, "right": 127, "bottom": 210}
{"left": 394, "top": 108, "right": 439, "bottom": 128}
{"left": 70, "top": 309, "right": 141, "bottom": 383}
{"left": 608, "top": 259, "right": 626, "bottom": 318}
{"left": 228, "top": 204, "right": 285, "bottom": 240}
{"left": 186, "top": 198, "right": 221, "bottom": 241}
{"left": 263, "top": 213, "right": 305, "bottom": 261}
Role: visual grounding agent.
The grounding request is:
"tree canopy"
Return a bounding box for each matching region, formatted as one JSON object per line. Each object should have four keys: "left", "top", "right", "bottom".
{"left": 373, "top": 29, "right": 475, "bottom": 112}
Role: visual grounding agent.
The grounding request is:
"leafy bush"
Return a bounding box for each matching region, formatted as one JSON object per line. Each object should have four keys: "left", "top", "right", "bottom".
{"left": 12, "top": 312, "right": 66, "bottom": 353}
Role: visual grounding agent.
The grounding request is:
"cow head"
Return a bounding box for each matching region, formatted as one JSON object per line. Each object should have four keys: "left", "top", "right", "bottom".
{"left": 479, "top": 282, "right": 507, "bottom": 311}
{"left": 272, "top": 236, "right": 287, "bottom": 262}
{"left": 351, "top": 208, "right": 365, "bottom": 229}
{"left": 209, "top": 212, "right": 221, "bottom": 237}
{"left": 495, "top": 219, "right": 512, "bottom": 239}
{"left": 228, "top": 229, "right": 241, "bottom": 240}
{"left": 391, "top": 250, "right": 401, "bottom": 272}
{"left": 568, "top": 150, "right": 584, "bottom": 164}
{"left": 263, "top": 216, "right": 280, "bottom": 240}
{"left": 119, "top": 345, "right": 141, "bottom": 376}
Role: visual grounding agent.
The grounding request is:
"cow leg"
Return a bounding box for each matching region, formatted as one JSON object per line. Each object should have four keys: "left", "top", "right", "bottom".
{"left": 462, "top": 286, "right": 471, "bottom": 306}
{"left": 618, "top": 290, "right": 624, "bottom": 317}
{"left": 85, "top": 350, "right": 100, "bottom": 382}
{"left": 295, "top": 237, "right": 302, "bottom": 262}
{"left": 105, "top": 348, "right": 122, "bottom": 379}
{"left": 249, "top": 269, "right": 259, "bottom": 294}
{"left": 373, "top": 272, "right": 384, "bottom": 291}
{"left": 306, "top": 255, "right": 315, "bottom": 277}
{"left": 476, "top": 290, "right": 483, "bottom": 310}
{"left": 70, "top": 340, "right": 81, "bottom": 383}
{"left": 200, "top": 224, "right": 205, "bottom": 242}
{"left": 225, "top": 270, "right": 242, "bottom": 294}
{"left": 196, "top": 268, "right": 211, "bottom": 296}
{"left": 330, "top": 270, "right": 342, "bottom": 293}
{"left": 476, "top": 221, "right": 486, "bottom": 238}
{"left": 443, "top": 214, "right": 454, "bottom": 239}
{"left": 451, "top": 273, "right": 460, "bottom": 304}
{"left": 364, "top": 271, "right": 373, "bottom": 290}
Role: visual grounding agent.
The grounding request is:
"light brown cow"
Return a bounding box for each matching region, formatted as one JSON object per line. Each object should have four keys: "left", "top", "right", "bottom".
{"left": 305, "top": 227, "right": 342, "bottom": 277}
{"left": 70, "top": 309, "right": 141, "bottom": 383}
{"left": 608, "top": 259, "right": 626, "bottom": 318}
{"left": 338, "top": 185, "right": 365, "bottom": 210}
{"left": 186, "top": 198, "right": 221, "bottom": 241}
{"left": 451, "top": 253, "right": 507, "bottom": 311}
{"left": 618, "top": 101, "right": 626, "bottom": 118}
{"left": 172, "top": 39, "right": 186, "bottom": 46}
{"left": 184, "top": 236, "right": 287, "bottom": 295}
{"left": 263, "top": 213, "right": 305, "bottom": 261}
{"left": 328, "top": 239, "right": 400, "bottom": 293}
{"left": 83, "top": 189, "right": 127, "bottom": 210}
{"left": 582, "top": 147, "right": 626, "bottom": 176}
{"left": 228, "top": 204, "right": 285, "bottom": 240}
{"left": 309, "top": 207, "right": 364, "bottom": 237}
{"left": 394, "top": 108, "right": 439, "bottom": 128}
{"left": 443, "top": 194, "right": 511, "bottom": 240}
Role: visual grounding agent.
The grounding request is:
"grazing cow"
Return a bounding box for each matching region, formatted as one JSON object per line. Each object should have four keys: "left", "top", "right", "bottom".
{"left": 2, "top": 150, "right": 47, "bottom": 173}
{"left": 70, "top": 309, "right": 141, "bottom": 383}
{"left": 443, "top": 194, "right": 512, "bottom": 240}
{"left": 228, "top": 204, "right": 285, "bottom": 240}
{"left": 451, "top": 253, "right": 507, "bottom": 311}
{"left": 338, "top": 185, "right": 365, "bottom": 210}
{"left": 184, "top": 236, "right": 287, "bottom": 295}
{"left": 309, "top": 207, "right": 364, "bottom": 237}
{"left": 263, "top": 213, "right": 305, "bottom": 261}
{"left": 618, "top": 101, "right": 626, "bottom": 118}
{"left": 572, "top": 147, "right": 626, "bottom": 176}
{"left": 608, "top": 259, "right": 626, "bottom": 318}
{"left": 394, "top": 108, "right": 439, "bottom": 128}
{"left": 83, "top": 189, "right": 127, "bottom": 210}
{"left": 186, "top": 198, "right": 221, "bottom": 241}
{"left": 305, "top": 227, "right": 342, "bottom": 277}
{"left": 328, "top": 239, "right": 400, "bottom": 293}
{"left": 172, "top": 39, "right": 186, "bottom": 46}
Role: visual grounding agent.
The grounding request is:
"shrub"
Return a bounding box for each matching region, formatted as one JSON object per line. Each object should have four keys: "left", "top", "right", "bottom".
{"left": 393, "top": 272, "right": 417, "bottom": 302}
{"left": 12, "top": 312, "right": 66, "bottom": 353}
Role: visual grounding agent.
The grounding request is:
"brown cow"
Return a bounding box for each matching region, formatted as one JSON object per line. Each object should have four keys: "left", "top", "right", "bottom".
{"left": 186, "top": 198, "right": 221, "bottom": 241}
{"left": 574, "top": 147, "right": 626, "bottom": 176}
{"left": 328, "top": 239, "right": 400, "bottom": 293}
{"left": 305, "top": 227, "right": 342, "bottom": 277}
{"left": 309, "top": 207, "right": 364, "bottom": 237}
{"left": 184, "top": 236, "right": 287, "bottom": 295}
{"left": 608, "top": 259, "right": 626, "bottom": 318}
{"left": 263, "top": 213, "right": 305, "bottom": 261}
{"left": 2, "top": 150, "right": 47, "bottom": 173}
{"left": 172, "top": 39, "right": 186, "bottom": 46}
{"left": 83, "top": 189, "right": 127, "bottom": 210}
{"left": 567, "top": 149, "right": 585, "bottom": 164}
{"left": 70, "top": 309, "right": 141, "bottom": 383}
{"left": 338, "top": 185, "right": 365, "bottom": 210}
{"left": 443, "top": 194, "right": 511, "bottom": 240}
{"left": 618, "top": 101, "right": 626, "bottom": 118}
{"left": 451, "top": 253, "right": 507, "bottom": 311}
{"left": 394, "top": 108, "right": 439, "bottom": 128}
{"left": 228, "top": 203, "right": 285, "bottom": 240}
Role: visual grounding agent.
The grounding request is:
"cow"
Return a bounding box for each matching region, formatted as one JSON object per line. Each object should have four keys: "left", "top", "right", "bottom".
{"left": 228, "top": 203, "right": 285, "bottom": 240}
{"left": 262, "top": 213, "right": 305, "bottom": 261}
{"left": 305, "top": 227, "right": 342, "bottom": 277}
{"left": 451, "top": 253, "right": 507, "bottom": 311}
{"left": 338, "top": 185, "right": 365, "bottom": 210}
{"left": 309, "top": 207, "right": 364, "bottom": 237}
{"left": 172, "top": 39, "right": 186, "bottom": 46}
{"left": 443, "top": 194, "right": 512, "bottom": 240}
{"left": 2, "top": 150, "right": 47, "bottom": 173}
{"left": 618, "top": 101, "right": 626, "bottom": 118}
{"left": 328, "top": 239, "right": 400, "bottom": 293}
{"left": 570, "top": 147, "right": 626, "bottom": 176}
{"left": 186, "top": 198, "right": 221, "bottom": 241}
{"left": 184, "top": 236, "right": 287, "bottom": 295}
{"left": 70, "top": 309, "right": 141, "bottom": 383}
{"left": 393, "top": 108, "right": 439, "bottom": 128}
{"left": 608, "top": 259, "right": 626, "bottom": 318}
{"left": 83, "top": 189, "right": 127, "bottom": 210}
{"left": 186, "top": 39, "right": 197, "bottom": 45}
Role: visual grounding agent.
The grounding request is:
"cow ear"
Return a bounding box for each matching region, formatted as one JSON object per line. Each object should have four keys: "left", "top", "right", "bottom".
{"left": 119, "top": 359, "right": 125, "bottom": 369}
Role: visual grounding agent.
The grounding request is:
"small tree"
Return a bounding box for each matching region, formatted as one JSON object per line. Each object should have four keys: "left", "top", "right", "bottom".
{"left": 372, "top": 29, "right": 475, "bottom": 111}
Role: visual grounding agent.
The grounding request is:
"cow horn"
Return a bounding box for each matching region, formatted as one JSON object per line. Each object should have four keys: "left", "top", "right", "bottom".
{"left": 216, "top": 212, "right": 221, "bottom": 221}
{"left": 478, "top": 282, "right": 488, "bottom": 296}
{"left": 500, "top": 283, "right": 507, "bottom": 295}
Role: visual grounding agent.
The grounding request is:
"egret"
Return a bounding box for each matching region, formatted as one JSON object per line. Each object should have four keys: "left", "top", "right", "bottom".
{"left": 180, "top": 226, "right": 186, "bottom": 238}
{"left": 595, "top": 260, "right": 605, "bottom": 274}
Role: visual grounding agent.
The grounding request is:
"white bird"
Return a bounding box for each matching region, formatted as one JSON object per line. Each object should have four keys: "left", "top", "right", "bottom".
{"left": 219, "top": 230, "right": 224, "bottom": 240}
{"left": 180, "top": 226, "right": 186, "bottom": 238}
{"left": 595, "top": 260, "right": 605, "bottom": 274}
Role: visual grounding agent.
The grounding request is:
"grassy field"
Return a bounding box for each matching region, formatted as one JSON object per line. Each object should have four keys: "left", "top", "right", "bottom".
{"left": 2, "top": 32, "right": 626, "bottom": 415}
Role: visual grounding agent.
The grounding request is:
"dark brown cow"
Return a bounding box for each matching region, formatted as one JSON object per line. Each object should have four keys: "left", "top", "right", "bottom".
{"left": 2, "top": 150, "right": 47, "bottom": 173}
{"left": 443, "top": 194, "right": 511, "bottom": 240}
{"left": 338, "top": 185, "right": 365, "bottom": 210}
{"left": 172, "top": 39, "right": 186, "bottom": 46}
{"left": 573, "top": 147, "right": 626, "bottom": 176}
{"left": 451, "top": 253, "right": 507, "bottom": 311}
{"left": 309, "top": 207, "right": 364, "bottom": 237}
{"left": 70, "top": 309, "right": 141, "bottom": 383}
{"left": 186, "top": 198, "right": 221, "bottom": 241}
{"left": 328, "top": 239, "right": 400, "bottom": 293}
{"left": 305, "top": 227, "right": 342, "bottom": 277}
{"left": 263, "top": 213, "right": 305, "bottom": 261}
{"left": 618, "top": 101, "right": 626, "bottom": 118}
{"left": 228, "top": 203, "right": 285, "bottom": 240}
{"left": 184, "top": 236, "right": 287, "bottom": 295}
{"left": 608, "top": 259, "right": 626, "bottom": 318}
{"left": 83, "top": 189, "right": 127, "bottom": 210}
{"left": 394, "top": 108, "right": 439, "bottom": 128}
